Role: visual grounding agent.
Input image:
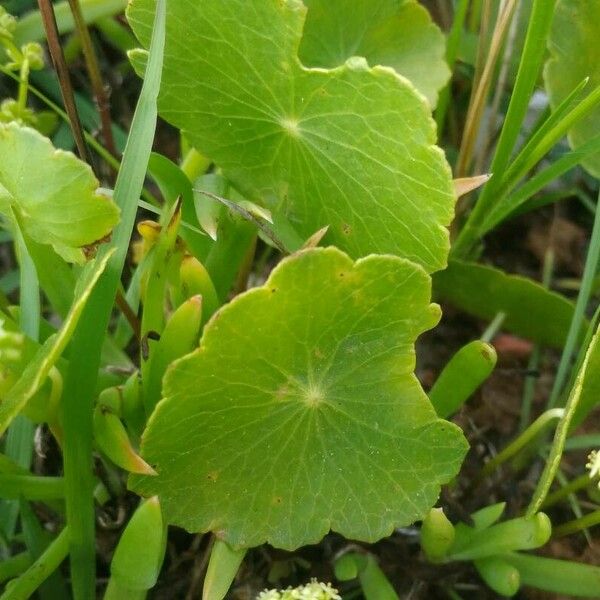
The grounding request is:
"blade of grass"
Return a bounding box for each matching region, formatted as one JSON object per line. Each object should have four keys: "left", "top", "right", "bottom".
{"left": 0, "top": 229, "right": 40, "bottom": 538}
{"left": 497, "top": 83, "right": 600, "bottom": 199}
{"left": 542, "top": 473, "right": 591, "bottom": 510}
{"left": 478, "top": 408, "right": 564, "bottom": 480}
{"left": 528, "top": 318, "right": 600, "bottom": 516}
{"left": 519, "top": 249, "right": 554, "bottom": 431}
{"left": 0, "top": 475, "right": 64, "bottom": 500}
{"left": 0, "top": 527, "right": 69, "bottom": 600}
{"left": 434, "top": 0, "right": 469, "bottom": 136}
{"left": 19, "top": 500, "right": 69, "bottom": 599}
{"left": 59, "top": 0, "right": 165, "bottom": 596}
{"left": 556, "top": 469, "right": 590, "bottom": 545}
{"left": 453, "top": 0, "right": 558, "bottom": 257}
{"left": 455, "top": 0, "right": 517, "bottom": 177}
{"left": 547, "top": 189, "right": 600, "bottom": 409}
{"left": 0, "top": 552, "right": 31, "bottom": 584}
{"left": 482, "top": 133, "right": 600, "bottom": 233}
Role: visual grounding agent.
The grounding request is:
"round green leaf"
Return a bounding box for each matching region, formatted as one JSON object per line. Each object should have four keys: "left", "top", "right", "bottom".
{"left": 298, "top": 0, "right": 450, "bottom": 108}
{"left": 131, "top": 247, "right": 467, "bottom": 549}
{"left": 544, "top": 0, "right": 600, "bottom": 177}
{"left": 127, "top": 0, "right": 454, "bottom": 273}
{"left": 0, "top": 123, "right": 119, "bottom": 262}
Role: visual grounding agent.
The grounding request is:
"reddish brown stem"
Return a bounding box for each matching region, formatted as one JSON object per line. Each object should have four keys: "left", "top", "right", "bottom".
{"left": 37, "top": 0, "right": 90, "bottom": 163}
{"left": 67, "top": 0, "right": 118, "bottom": 158}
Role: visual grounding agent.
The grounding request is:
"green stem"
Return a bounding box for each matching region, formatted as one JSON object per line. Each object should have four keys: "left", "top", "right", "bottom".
{"left": 0, "top": 527, "right": 69, "bottom": 600}
{"left": 520, "top": 250, "right": 554, "bottom": 431}
{"left": 479, "top": 408, "right": 564, "bottom": 479}
{"left": 67, "top": 0, "right": 117, "bottom": 156}
{"left": 480, "top": 311, "right": 505, "bottom": 343}
{"left": 547, "top": 190, "right": 600, "bottom": 409}
{"left": 0, "top": 552, "right": 31, "bottom": 584}
{"left": 528, "top": 326, "right": 600, "bottom": 516}
{"left": 180, "top": 147, "right": 210, "bottom": 181}
{"left": 541, "top": 473, "right": 592, "bottom": 509}
{"left": 553, "top": 510, "right": 600, "bottom": 538}
{"left": 0, "top": 475, "right": 64, "bottom": 500}
{"left": 17, "top": 58, "right": 30, "bottom": 114}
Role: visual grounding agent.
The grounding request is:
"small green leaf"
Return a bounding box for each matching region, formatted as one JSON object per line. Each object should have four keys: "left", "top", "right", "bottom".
{"left": 429, "top": 340, "right": 497, "bottom": 418}
{"left": 109, "top": 497, "right": 166, "bottom": 591}
{"left": 131, "top": 247, "right": 467, "bottom": 549}
{"left": 420, "top": 507, "right": 455, "bottom": 561}
{"left": 178, "top": 255, "right": 219, "bottom": 321}
{"left": 93, "top": 405, "right": 156, "bottom": 475}
{"left": 471, "top": 502, "right": 506, "bottom": 531}
{"left": 434, "top": 260, "right": 584, "bottom": 348}
{"left": 545, "top": 0, "right": 600, "bottom": 177}
{"left": 474, "top": 556, "right": 520, "bottom": 597}
{"left": 143, "top": 295, "right": 203, "bottom": 413}
{"left": 202, "top": 539, "right": 247, "bottom": 600}
{"left": 298, "top": 0, "right": 449, "bottom": 107}
{"left": 334, "top": 553, "right": 398, "bottom": 600}
{"left": 504, "top": 552, "right": 600, "bottom": 598}
{"left": 0, "top": 123, "right": 119, "bottom": 263}
{"left": 127, "top": 0, "right": 454, "bottom": 272}
{"left": 0, "top": 250, "right": 113, "bottom": 435}
{"left": 449, "top": 513, "right": 551, "bottom": 561}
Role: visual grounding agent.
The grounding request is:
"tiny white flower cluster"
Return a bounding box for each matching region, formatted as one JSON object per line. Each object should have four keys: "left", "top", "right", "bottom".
{"left": 586, "top": 450, "right": 600, "bottom": 486}
{"left": 256, "top": 578, "right": 341, "bottom": 600}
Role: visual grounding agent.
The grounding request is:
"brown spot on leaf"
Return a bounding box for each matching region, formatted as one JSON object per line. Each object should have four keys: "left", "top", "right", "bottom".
{"left": 81, "top": 233, "right": 112, "bottom": 260}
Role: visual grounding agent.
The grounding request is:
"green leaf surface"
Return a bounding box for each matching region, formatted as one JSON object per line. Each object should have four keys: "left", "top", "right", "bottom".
{"left": 0, "top": 123, "right": 119, "bottom": 263}
{"left": 127, "top": 0, "right": 454, "bottom": 272}
{"left": 131, "top": 247, "right": 467, "bottom": 549}
{"left": 448, "top": 513, "right": 551, "bottom": 561}
{"left": 0, "top": 250, "right": 113, "bottom": 436}
{"left": 433, "top": 260, "right": 583, "bottom": 348}
{"left": 298, "top": 0, "right": 449, "bottom": 107}
{"left": 505, "top": 553, "right": 600, "bottom": 598}
{"left": 545, "top": 0, "right": 600, "bottom": 177}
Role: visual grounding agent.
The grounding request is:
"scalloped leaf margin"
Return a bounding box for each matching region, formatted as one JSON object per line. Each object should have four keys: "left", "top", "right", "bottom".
{"left": 127, "top": 0, "right": 455, "bottom": 272}
{"left": 130, "top": 247, "right": 468, "bottom": 550}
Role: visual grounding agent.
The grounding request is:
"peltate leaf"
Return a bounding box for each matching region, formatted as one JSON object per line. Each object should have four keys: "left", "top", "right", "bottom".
{"left": 127, "top": 0, "right": 454, "bottom": 273}
{"left": 298, "top": 0, "right": 450, "bottom": 107}
{"left": 544, "top": 0, "right": 600, "bottom": 177}
{"left": 131, "top": 247, "right": 467, "bottom": 550}
{"left": 0, "top": 123, "right": 119, "bottom": 263}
